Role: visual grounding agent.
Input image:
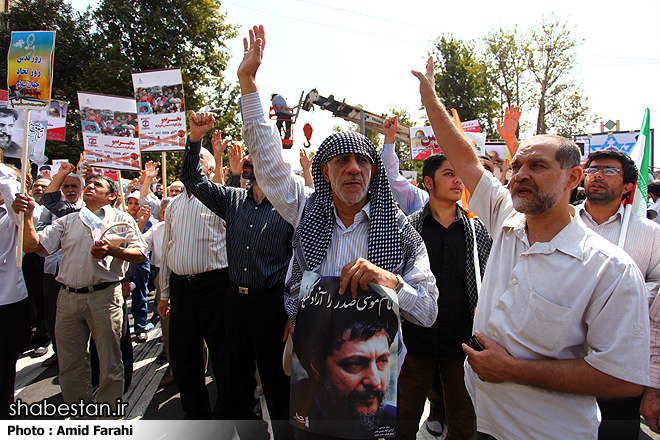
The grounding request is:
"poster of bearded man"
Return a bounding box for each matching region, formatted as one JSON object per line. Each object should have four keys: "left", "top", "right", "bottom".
{"left": 291, "top": 271, "right": 399, "bottom": 439}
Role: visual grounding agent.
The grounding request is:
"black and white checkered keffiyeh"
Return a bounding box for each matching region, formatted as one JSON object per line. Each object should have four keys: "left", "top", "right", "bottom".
{"left": 285, "top": 131, "right": 424, "bottom": 324}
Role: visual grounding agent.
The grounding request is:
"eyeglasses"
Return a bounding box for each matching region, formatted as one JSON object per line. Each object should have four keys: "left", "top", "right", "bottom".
{"left": 584, "top": 166, "right": 622, "bottom": 176}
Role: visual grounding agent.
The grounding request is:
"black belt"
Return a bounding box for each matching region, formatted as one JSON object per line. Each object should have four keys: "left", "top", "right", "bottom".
{"left": 231, "top": 282, "right": 284, "bottom": 295}
{"left": 172, "top": 268, "right": 227, "bottom": 283}
{"left": 64, "top": 281, "right": 118, "bottom": 294}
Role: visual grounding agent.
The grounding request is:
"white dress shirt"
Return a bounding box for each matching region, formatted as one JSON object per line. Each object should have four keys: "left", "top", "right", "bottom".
{"left": 159, "top": 192, "right": 228, "bottom": 300}
{"left": 465, "top": 172, "right": 650, "bottom": 440}
{"left": 0, "top": 164, "right": 28, "bottom": 306}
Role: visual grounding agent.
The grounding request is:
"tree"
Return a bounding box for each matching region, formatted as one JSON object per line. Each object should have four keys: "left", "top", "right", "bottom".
{"left": 483, "top": 25, "right": 529, "bottom": 137}
{"left": 91, "top": 0, "right": 237, "bottom": 111}
{"left": 431, "top": 34, "right": 499, "bottom": 137}
{"left": 527, "top": 13, "right": 583, "bottom": 135}
{"left": 388, "top": 105, "right": 423, "bottom": 185}
{"left": 0, "top": 0, "right": 96, "bottom": 163}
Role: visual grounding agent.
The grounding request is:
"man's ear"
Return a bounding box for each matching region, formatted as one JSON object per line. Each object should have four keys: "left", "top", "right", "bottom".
{"left": 423, "top": 175, "right": 433, "bottom": 192}
{"left": 370, "top": 164, "right": 377, "bottom": 184}
{"left": 622, "top": 182, "right": 635, "bottom": 198}
{"left": 565, "top": 166, "right": 583, "bottom": 192}
{"left": 321, "top": 163, "right": 330, "bottom": 183}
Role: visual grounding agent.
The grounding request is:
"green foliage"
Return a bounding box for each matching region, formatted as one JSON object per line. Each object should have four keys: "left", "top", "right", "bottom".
{"left": 0, "top": 0, "right": 95, "bottom": 163}
{"left": 431, "top": 35, "right": 499, "bottom": 137}
{"left": 388, "top": 105, "right": 422, "bottom": 185}
{"left": 0, "top": 0, "right": 240, "bottom": 181}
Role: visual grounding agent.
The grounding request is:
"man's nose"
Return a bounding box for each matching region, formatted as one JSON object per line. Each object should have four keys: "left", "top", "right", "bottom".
{"left": 361, "top": 361, "right": 381, "bottom": 389}
{"left": 346, "top": 157, "right": 361, "bottom": 174}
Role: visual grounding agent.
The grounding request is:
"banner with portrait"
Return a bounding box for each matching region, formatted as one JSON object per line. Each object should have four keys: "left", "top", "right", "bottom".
{"left": 410, "top": 126, "right": 485, "bottom": 161}
{"left": 131, "top": 68, "right": 186, "bottom": 152}
{"left": 7, "top": 31, "right": 55, "bottom": 111}
{"left": 290, "top": 272, "right": 399, "bottom": 439}
{"left": 46, "top": 99, "right": 68, "bottom": 141}
{"left": 0, "top": 90, "right": 48, "bottom": 163}
{"left": 78, "top": 92, "right": 141, "bottom": 171}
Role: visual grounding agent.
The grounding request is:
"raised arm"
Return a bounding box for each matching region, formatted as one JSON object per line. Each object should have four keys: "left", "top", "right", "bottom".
{"left": 211, "top": 130, "right": 229, "bottom": 184}
{"left": 497, "top": 105, "right": 521, "bottom": 157}
{"left": 238, "top": 25, "right": 307, "bottom": 226}
{"left": 412, "top": 57, "right": 485, "bottom": 193}
{"left": 299, "top": 149, "right": 313, "bottom": 187}
{"left": 179, "top": 112, "right": 231, "bottom": 219}
{"left": 381, "top": 115, "right": 429, "bottom": 214}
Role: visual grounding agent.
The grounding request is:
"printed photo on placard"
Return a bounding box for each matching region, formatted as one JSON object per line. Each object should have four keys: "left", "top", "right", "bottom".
{"left": 132, "top": 69, "right": 186, "bottom": 152}
{"left": 78, "top": 92, "right": 141, "bottom": 171}
{"left": 291, "top": 272, "right": 399, "bottom": 439}
{"left": 0, "top": 90, "right": 48, "bottom": 162}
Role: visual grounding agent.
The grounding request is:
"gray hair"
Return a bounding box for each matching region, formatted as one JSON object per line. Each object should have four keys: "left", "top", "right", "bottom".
{"left": 65, "top": 173, "right": 85, "bottom": 189}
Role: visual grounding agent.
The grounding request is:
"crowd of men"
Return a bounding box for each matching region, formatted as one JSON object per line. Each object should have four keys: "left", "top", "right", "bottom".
{"left": 1, "top": 23, "right": 660, "bottom": 440}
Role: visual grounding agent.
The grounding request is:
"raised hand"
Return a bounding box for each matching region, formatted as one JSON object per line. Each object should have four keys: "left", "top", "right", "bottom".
{"left": 412, "top": 56, "right": 437, "bottom": 108}
{"left": 496, "top": 105, "right": 521, "bottom": 140}
{"left": 299, "top": 149, "right": 312, "bottom": 171}
{"left": 383, "top": 115, "right": 399, "bottom": 144}
{"left": 144, "top": 160, "right": 159, "bottom": 182}
{"left": 189, "top": 112, "right": 215, "bottom": 142}
{"left": 237, "top": 25, "right": 265, "bottom": 94}
{"left": 228, "top": 143, "right": 245, "bottom": 175}
{"left": 57, "top": 162, "right": 75, "bottom": 177}
{"left": 211, "top": 130, "right": 230, "bottom": 157}
{"left": 40, "top": 169, "right": 52, "bottom": 180}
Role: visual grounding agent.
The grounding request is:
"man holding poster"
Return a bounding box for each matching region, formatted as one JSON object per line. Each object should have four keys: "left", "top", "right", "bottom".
{"left": 237, "top": 25, "right": 438, "bottom": 439}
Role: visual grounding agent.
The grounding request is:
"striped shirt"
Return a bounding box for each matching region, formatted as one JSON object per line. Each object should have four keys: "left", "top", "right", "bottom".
{"left": 180, "top": 139, "right": 294, "bottom": 287}
{"left": 240, "top": 91, "right": 438, "bottom": 328}
{"left": 576, "top": 201, "right": 660, "bottom": 387}
{"left": 159, "top": 190, "right": 228, "bottom": 300}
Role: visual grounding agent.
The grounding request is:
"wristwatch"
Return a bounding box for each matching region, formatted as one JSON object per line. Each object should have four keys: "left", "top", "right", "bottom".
{"left": 394, "top": 275, "right": 404, "bottom": 295}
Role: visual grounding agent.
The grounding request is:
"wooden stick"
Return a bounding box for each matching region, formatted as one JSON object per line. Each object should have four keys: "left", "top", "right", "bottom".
{"left": 16, "top": 109, "right": 31, "bottom": 267}
{"left": 161, "top": 151, "right": 167, "bottom": 186}
{"left": 117, "top": 169, "right": 126, "bottom": 212}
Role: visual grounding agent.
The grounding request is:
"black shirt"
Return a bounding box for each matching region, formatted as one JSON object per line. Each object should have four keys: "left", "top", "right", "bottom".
{"left": 403, "top": 204, "right": 472, "bottom": 361}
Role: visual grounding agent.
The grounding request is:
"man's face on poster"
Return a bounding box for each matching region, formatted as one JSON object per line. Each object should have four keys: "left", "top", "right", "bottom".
{"left": 0, "top": 115, "right": 16, "bottom": 149}
{"left": 317, "top": 329, "right": 391, "bottom": 423}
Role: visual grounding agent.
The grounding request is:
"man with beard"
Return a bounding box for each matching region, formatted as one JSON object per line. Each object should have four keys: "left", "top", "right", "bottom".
{"left": 238, "top": 25, "right": 438, "bottom": 440}
{"left": 573, "top": 150, "right": 660, "bottom": 439}
{"left": 414, "top": 57, "right": 650, "bottom": 440}
{"left": 291, "top": 297, "right": 399, "bottom": 439}
{"left": 179, "top": 121, "right": 295, "bottom": 440}
{"left": 0, "top": 108, "right": 20, "bottom": 158}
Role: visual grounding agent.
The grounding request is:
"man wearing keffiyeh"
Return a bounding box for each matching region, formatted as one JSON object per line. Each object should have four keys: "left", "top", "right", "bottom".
{"left": 237, "top": 26, "right": 438, "bottom": 439}
{"left": 238, "top": 24, "right": 438, "bottom": 333}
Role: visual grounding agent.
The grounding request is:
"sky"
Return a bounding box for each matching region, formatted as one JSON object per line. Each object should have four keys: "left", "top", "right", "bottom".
{"left": 68, "top": 0, "right": 660, "bottom": 168}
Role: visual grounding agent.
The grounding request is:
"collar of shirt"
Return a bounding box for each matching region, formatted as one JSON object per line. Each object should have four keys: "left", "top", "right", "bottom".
{"left": 501, "top": 205, "right": 584, "bottom": 261}
{"left": 332, "top": 200, "right": 371, "bottom": 231}
{"left": 420, "top": 202, "right": 462, "bottom": 227}
{"left": 575, "top": 201, "right": 624, "bottom": 226}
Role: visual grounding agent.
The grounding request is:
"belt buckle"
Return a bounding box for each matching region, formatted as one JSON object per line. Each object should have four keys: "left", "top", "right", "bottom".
{"left": 238, "top": 286, "right": 249, "bottom": 295}
{"left": 186, "top": 274, "right": 196, "bottom": 282}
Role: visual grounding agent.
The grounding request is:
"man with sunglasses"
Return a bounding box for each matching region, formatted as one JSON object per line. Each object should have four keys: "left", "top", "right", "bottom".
{"left": 576, "top": 149, "right": 660, "bottom": 439}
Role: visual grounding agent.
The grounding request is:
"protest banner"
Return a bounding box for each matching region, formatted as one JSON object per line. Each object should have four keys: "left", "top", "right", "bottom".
{"left": 7, "top": 31, "right": 55, "bottom": 111}
{"left": 131, "top": 68, "right": 186, "bottom": 152}
{"left": 7, "top": 30, "right": 55, "bottom": 267}
{"left": 409, "top": 126, "right": 485, "bottom": 160}
{"left": 78, "top": 92, "right": 141, "bottom": 171}
{"left": 0, "top": 90, "right": 48, "bottom": 164}
{"left": 46, "top": 99, "right": 68, "bottom": 141}
{"left": 291, "top": 271, "right": 399, "bottom": 439}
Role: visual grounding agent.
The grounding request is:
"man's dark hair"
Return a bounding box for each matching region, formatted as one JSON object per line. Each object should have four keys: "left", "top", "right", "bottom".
{"left": 586, "top": 150, "right": 638, "bottom": 186}
{"left": 85, "top": 174, "right": 119, "bottom": 207}
{"left": 648, "top": 180, "right": 660, "bottom": 198}
{"left": 0, "top": 108, "right": 18, "bottom": 121}
{"left": 422, "top": 153, "right": 449, "bottom": 182}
